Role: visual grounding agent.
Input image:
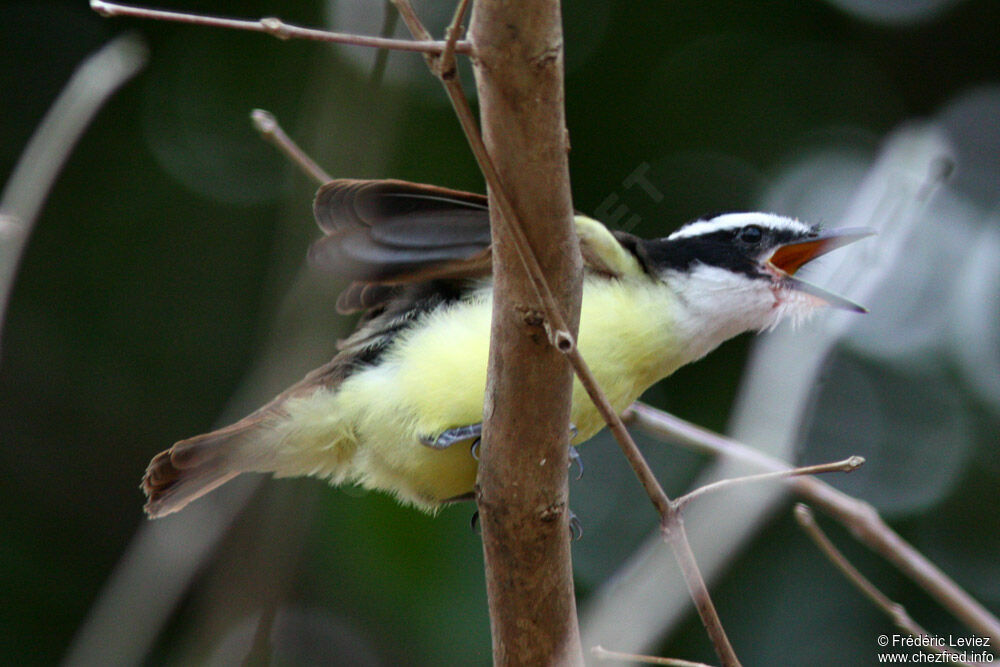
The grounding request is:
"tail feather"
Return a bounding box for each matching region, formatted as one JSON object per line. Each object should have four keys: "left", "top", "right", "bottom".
{"left": 142, "top": 424, "right": 255, "bottom": 519}
{"left": 142, "top": 358, "right": 347, "bottom": 518}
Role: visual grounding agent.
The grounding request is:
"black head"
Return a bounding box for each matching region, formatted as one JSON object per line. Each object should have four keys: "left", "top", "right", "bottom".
{"left": 635, "top": 213, "right": 873, "bottom": 313}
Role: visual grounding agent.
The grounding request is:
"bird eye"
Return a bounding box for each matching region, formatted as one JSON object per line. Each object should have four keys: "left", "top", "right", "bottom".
{"left": 738, "top": 225, "right": 763, "bottom": 244}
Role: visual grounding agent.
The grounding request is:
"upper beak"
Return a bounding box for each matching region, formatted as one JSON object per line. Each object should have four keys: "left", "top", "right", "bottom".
{"left": 766, "top": 227, "right": 875, "bottom": 313}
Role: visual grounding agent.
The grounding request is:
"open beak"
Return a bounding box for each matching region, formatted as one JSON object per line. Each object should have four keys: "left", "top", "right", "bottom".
{"left": 766, "top": 227, "right": 875, "bottom": 313}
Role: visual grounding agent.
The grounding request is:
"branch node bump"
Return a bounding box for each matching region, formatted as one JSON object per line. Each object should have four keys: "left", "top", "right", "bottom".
{"left": 260, "top": 17, "right": 290, "bottom": 40}
{"left": 538, "top": 501, "right": 565, "bottom": 523}
{"left": 517, "top": 305, "right": 545, "bottom": 328}
{"left": 530, "top": 46, "right": 560, "bottom": 69}
{"left": 554, "top": 330, "right": 575, "bottom": 353}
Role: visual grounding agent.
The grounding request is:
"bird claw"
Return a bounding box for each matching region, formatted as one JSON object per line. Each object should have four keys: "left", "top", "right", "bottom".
{"left": 420, "top": 422, "right": 483, "bottom": 450}
{"left": 425, "top": 421, "right": 578, "bottom": 479}
{"left": 569, "top": 511, "right": 583, "bottom": 541}
{"left": 568, "top": 445, "right": 583, "bottom": 480}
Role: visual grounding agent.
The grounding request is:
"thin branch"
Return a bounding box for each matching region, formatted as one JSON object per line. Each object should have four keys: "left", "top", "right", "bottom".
{"left": 592, "top": 645, "right": 716, "bottom": 667}
{"left": 90, "top": 0, "right": 471, "bottom": 55}
{"left": 674, "top": 456, "right": 864, "bottom": 512}
{"left": 794, "top": 504, "right": 938, "bottom": 638}
{"left": 794, "top": 504, "right": 974, "bottom": 665}
{"left": 570, "top": 348, "right": 674, "bottom": 514}
{"left": 625, "top": 402, "right": 1000, "bottom": 646}
{"left": 250, "top": 109, "right": 332, "bottom": 185}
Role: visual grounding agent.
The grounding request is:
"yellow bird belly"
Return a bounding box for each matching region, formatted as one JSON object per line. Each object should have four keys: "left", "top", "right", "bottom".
{"left": 279, "top": 277, "right": 681, "bottom": 510}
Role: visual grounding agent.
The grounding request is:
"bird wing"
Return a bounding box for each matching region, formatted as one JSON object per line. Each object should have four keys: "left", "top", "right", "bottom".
{"left": 143, "top": 180, "right": 647, "bottom": 517}
{"left": 310, "top": 179, "right": 645, "bottom": 313}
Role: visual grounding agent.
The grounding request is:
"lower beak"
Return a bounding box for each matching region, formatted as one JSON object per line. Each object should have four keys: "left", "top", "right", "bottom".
{"left": 766, "top": 227, "right": 875, "bottom": 312}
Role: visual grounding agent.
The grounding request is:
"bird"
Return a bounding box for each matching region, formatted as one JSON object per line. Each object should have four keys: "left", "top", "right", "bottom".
{"left": 141, "top": 178, "right": 872, "bottom": 518}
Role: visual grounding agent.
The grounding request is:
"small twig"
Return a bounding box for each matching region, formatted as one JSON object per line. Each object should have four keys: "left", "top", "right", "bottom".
{"left": 794, "top": 505, "right": 974, "bottom": 665}
{"left": 389, "top": 0, "right": 434, "bottom": 43}
{"left": 674, "top": 456, "right": 865, "bottom": 512}
{"left": 794, "top": 504, "right": 934, "bottom": 636}
{"left": 625, "top": 402, "right": 1000, "bottom": 646}
{"left": 250, "top": 109, "right": 332, "bottom": 185}
{"left": 90, "top": 0, "right": 471, "bottom": 55}
{"left": 437, "top": 0, "right": 470, "bottom": 79}
{"left": 592, "top": 644, "right": 716, "bottom": 667}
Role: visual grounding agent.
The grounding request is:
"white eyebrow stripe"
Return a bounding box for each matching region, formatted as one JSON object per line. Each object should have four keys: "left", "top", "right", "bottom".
{"left": 667, "top": 213, "right": 812, "bottom": 240}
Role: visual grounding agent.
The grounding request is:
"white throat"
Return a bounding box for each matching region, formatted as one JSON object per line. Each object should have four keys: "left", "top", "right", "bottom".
{"left": 662, "top": 263, "right": 819, "bottom": 363}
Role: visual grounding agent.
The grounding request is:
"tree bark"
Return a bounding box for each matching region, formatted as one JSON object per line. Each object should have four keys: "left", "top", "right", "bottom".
{"left": 469, "top": 1, "right": 584, "bottom": 665}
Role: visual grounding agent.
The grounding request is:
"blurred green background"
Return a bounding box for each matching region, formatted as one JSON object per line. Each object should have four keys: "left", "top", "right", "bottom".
{"left": 2, "top": 0, "right": 999, "bottom": 664}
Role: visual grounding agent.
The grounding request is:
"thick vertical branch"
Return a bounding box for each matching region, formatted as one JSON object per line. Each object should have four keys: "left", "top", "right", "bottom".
{"left": 469, "top": 1, "right": 584, "bottom": 665}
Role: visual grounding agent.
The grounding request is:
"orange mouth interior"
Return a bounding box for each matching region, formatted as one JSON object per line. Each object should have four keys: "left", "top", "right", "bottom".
{"left": 768, "top": 238, "right": 829, "bottom": 275}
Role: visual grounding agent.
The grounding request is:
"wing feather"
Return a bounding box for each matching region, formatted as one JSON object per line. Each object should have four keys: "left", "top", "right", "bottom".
{"left": 310, "top": 179, "right": 645, "bottom": 313}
